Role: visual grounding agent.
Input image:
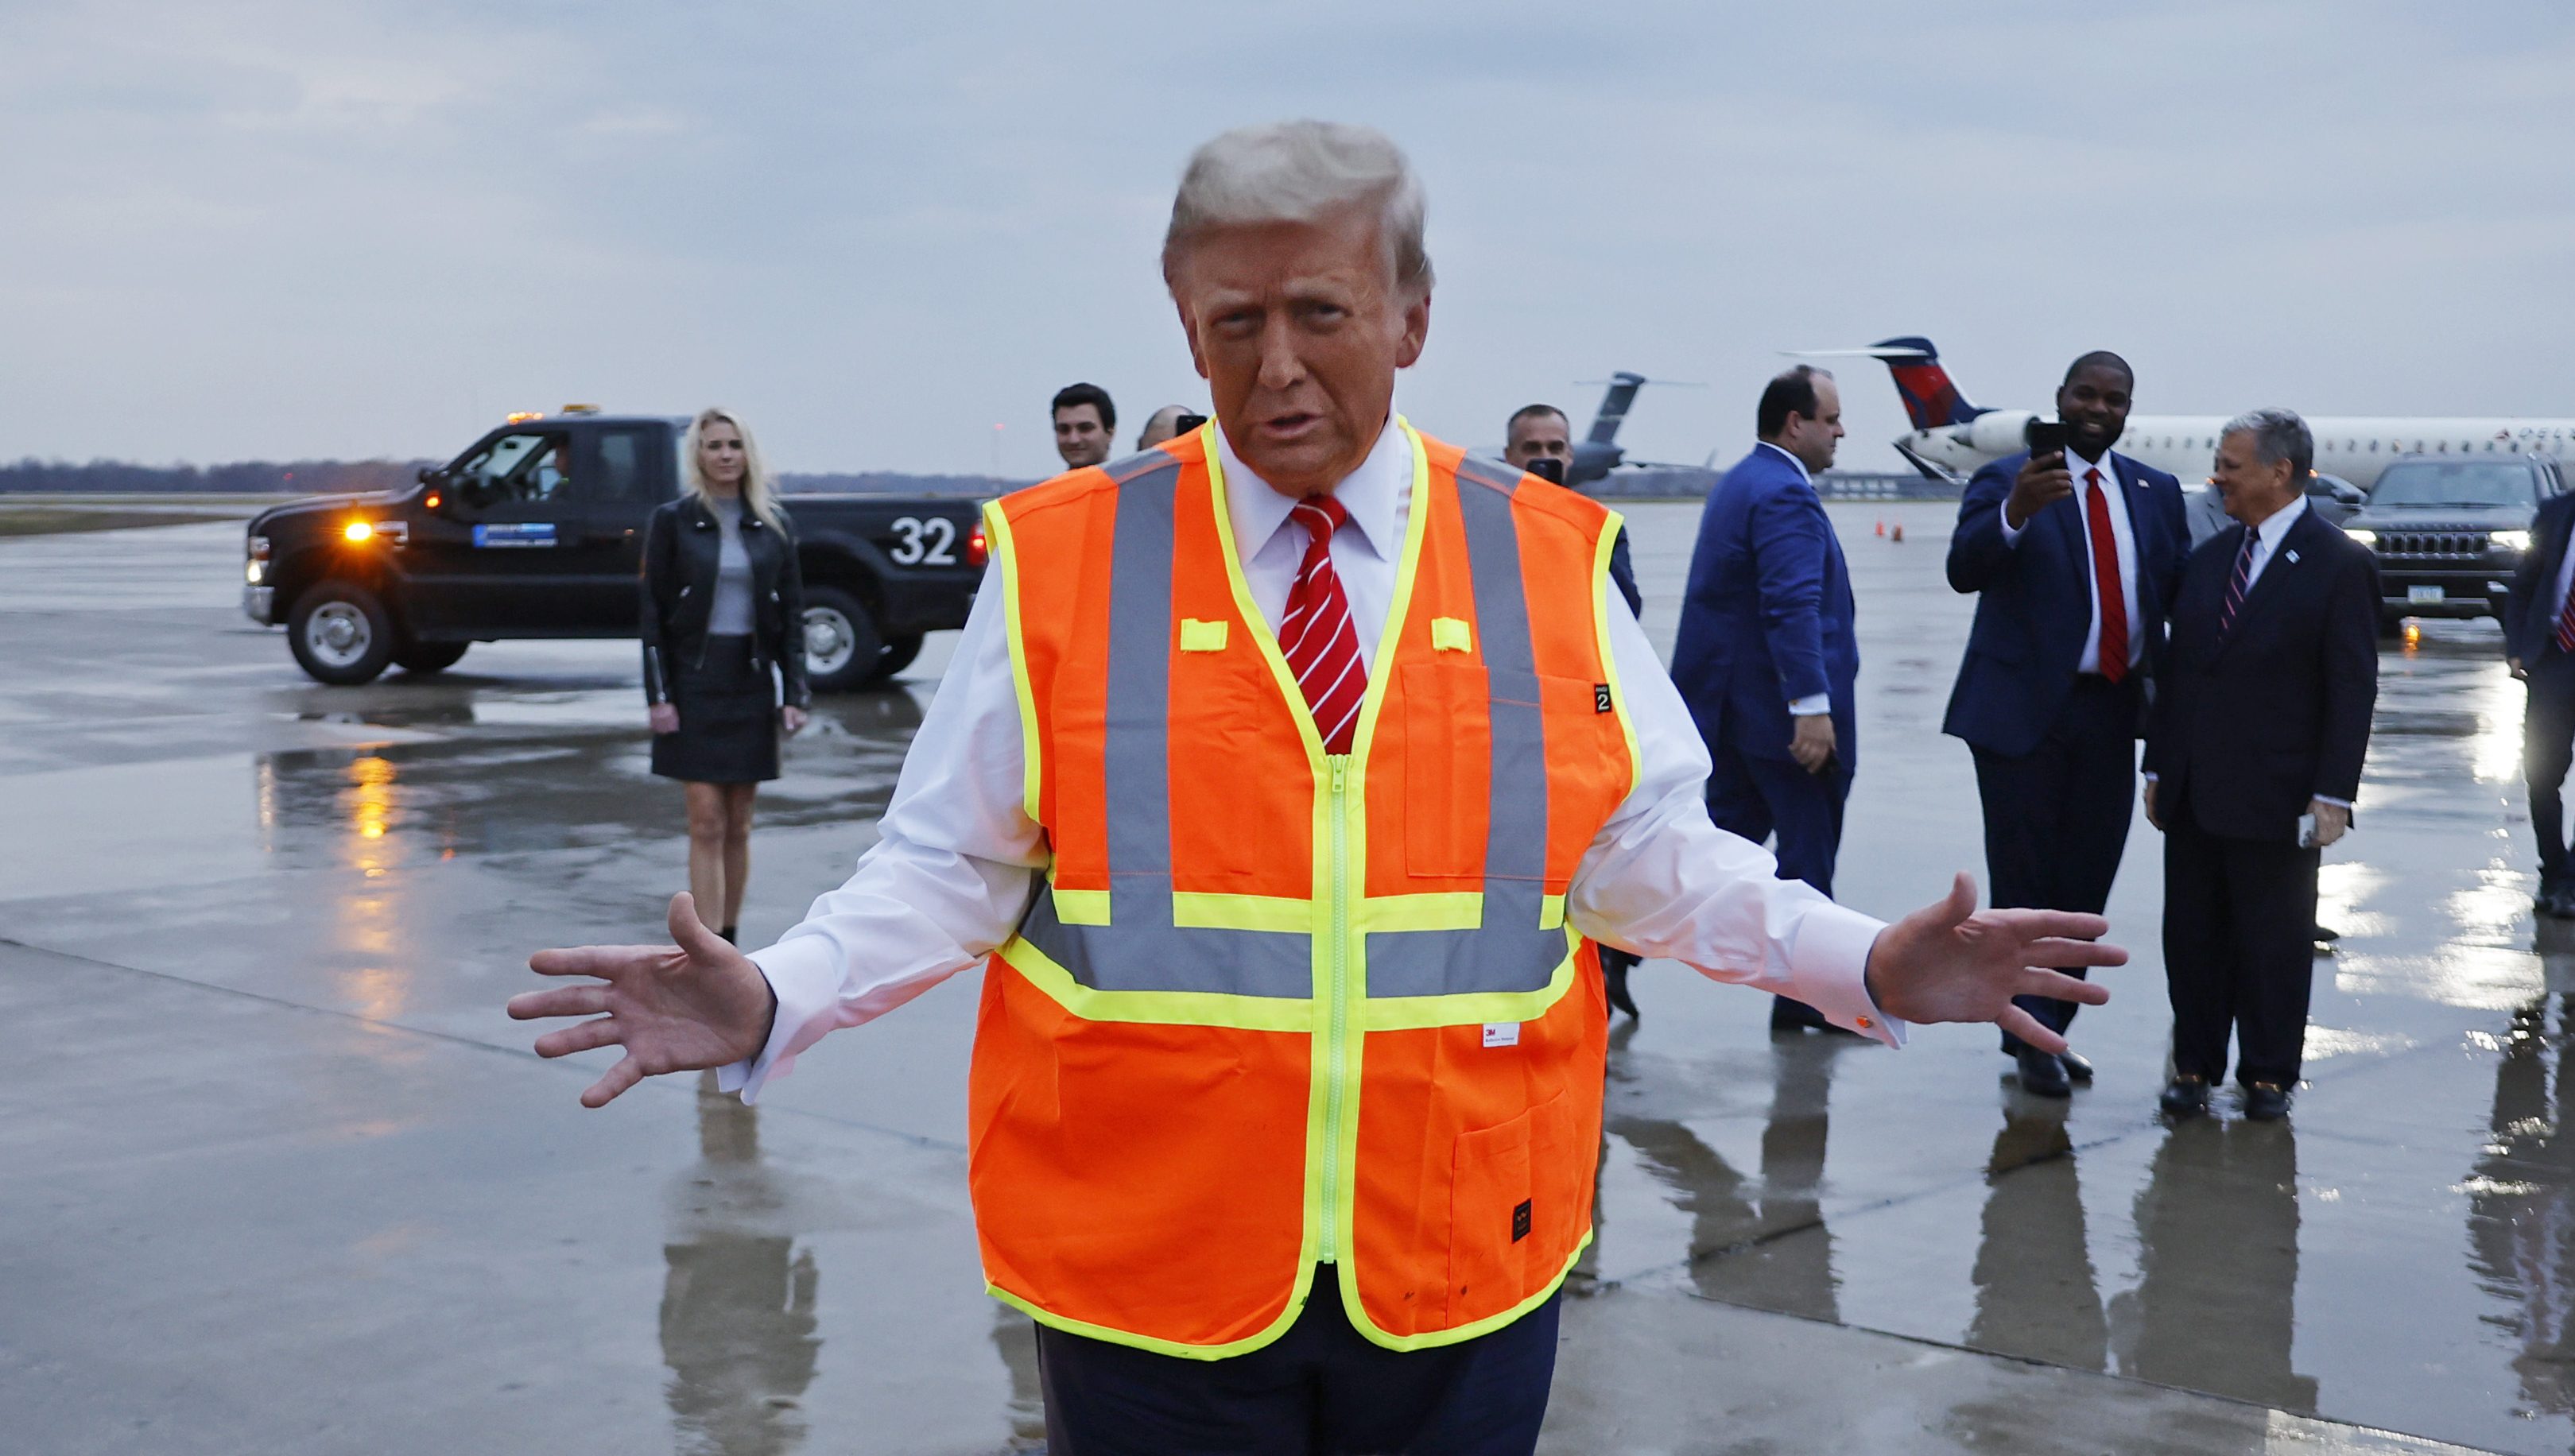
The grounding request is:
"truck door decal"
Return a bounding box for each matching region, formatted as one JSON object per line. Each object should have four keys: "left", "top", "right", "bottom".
{"left": 887, "top": 516, "right": 957, "bottom": 566}
{"left": 473, "top": 522, "right": 558, "bottom": 549}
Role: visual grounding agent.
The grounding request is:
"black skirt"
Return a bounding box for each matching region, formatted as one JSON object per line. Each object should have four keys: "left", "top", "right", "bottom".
{"left": 652, "top": 634, "right": 781, "bottom": 784}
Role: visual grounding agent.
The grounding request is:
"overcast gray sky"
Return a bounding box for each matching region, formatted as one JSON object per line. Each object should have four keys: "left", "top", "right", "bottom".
{"left": 4, "top": 2, "right": 2570, "bottom": 477}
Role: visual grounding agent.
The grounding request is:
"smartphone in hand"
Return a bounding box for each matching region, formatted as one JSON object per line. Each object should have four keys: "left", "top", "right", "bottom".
{"left": 2297, "top": 812, "right": 2318, "bottom": 849}
{"left": 2024, "top": 418, "right": 2069, "bottom": 456}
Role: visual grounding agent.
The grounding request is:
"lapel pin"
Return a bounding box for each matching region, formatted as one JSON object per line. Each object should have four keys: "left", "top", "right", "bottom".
{"left": 2286, "top": 549, "right": 2300, "bottom": 563}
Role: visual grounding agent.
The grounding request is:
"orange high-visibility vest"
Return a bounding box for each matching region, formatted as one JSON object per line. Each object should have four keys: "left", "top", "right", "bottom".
{"left": 970, "top": 419, "right": 1638, "bottom": 1358}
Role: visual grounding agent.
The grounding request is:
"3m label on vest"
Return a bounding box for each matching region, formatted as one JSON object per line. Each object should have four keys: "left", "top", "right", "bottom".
{"left": 1593, "top": 683, "right": 1613, "bottom": 713}
{"left": 1482, "top": 1022, "right": 1520, "bottom": 1047}
{"left": 1512, "top": 1198, "right": 1533, "bottom": 1242}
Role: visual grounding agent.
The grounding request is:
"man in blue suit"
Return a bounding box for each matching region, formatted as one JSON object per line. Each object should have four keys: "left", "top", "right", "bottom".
{"left": 1945, "top": 351, "right": 2189, "bottom": 1094}
{"left": 2505, "top": 484, "right": 2575, "bottom": 917}
{"left": 1673, "top": 365, "right": 1860, "bottom": 1032}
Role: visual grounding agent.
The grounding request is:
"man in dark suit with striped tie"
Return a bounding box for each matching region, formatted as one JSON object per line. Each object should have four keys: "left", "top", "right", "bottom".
{"left": 2144, "top": 409, "right": 2378, "bottom": 1121}
{"left": 2505, "top": 485, "right": 2575, "bottom": 917}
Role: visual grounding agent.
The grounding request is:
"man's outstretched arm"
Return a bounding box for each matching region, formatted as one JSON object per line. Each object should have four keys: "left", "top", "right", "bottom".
{"left": 1567, "top": 592, "right": 2119, "bottom": 1050}
{"left": 513, "top": 565, "right": 1046, "bottom": 1106}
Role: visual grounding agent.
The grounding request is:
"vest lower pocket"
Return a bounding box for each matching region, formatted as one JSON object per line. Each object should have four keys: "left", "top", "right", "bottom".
{"left": 1445, "top": 1086, "right": 1578, "bottom": 1326}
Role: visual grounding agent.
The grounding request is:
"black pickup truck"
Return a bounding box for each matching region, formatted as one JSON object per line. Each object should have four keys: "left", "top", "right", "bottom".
{"left": 244, "top": 411, "right": 985, "bottom": 691}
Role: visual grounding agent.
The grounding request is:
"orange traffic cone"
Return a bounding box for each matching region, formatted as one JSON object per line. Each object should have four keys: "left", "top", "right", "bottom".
{"left": 1890, "top": 523, "right": 1905, "bottom": 543}
{"left": 1874, "top": 519, "right": 1885, "bottom": 537}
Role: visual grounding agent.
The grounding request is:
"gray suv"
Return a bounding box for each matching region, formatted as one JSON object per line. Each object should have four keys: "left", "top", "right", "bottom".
{"left": 2342, "top": 454, "right": 2568, "bottom": 636}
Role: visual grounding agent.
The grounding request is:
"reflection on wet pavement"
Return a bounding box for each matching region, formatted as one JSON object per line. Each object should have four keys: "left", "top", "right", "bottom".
{"left": 664, "top": 1078, "right": 821, "bottom": 1456}
{"left": 12, "top": 510, "right": 2575, "bottom": 1452}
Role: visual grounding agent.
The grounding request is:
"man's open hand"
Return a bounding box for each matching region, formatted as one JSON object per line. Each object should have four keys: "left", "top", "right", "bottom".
{"left": 1862, "top": 873, "right": 2123, "bottom": 1055}
{"left": 507, "top": 893, "right": 776, "bottom": 1107}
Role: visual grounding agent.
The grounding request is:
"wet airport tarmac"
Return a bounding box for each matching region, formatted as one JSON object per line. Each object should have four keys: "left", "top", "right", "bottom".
{"left": 1, "top": 506, "right": 2565, "bottom": 1453}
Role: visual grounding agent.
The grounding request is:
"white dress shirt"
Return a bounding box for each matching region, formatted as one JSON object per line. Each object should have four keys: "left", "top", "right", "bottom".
{"left": 720, "top": 418, "right": 1903, "bottom": 1102}
{"left": 1999, "top": 451, "right": 2142, "bottom": 675}
{"left": 1754, "top": 442, "right": 1836, "bottom": 718}
{"left": 2235, "top": 492, "right": 2309, "bottom": 592}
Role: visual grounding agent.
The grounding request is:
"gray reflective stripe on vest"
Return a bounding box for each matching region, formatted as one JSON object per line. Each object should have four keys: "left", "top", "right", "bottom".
{"left": 1363, "top": 459, "right": 1568, "bottom": 997}
{"left": 1016, "top": 452, "right": 1313, "bottom": 998}
{"left": 1014, "top": 451, "right": 1571, "bottom": 1004}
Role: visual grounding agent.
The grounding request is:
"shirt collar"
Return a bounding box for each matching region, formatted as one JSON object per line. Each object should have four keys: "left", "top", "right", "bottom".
{"left": 2250, "top": 492, "right": 2309, "bottom": 551}
{"left": 1755, "top": 440, "right": 1813, "bottom": 485}
{"left": 1217, "top": 412, "right": 1409, "bottom": 563}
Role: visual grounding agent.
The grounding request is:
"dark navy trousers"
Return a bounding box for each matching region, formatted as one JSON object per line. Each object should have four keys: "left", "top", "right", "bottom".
{"left": 1033, "top": 1276, "right": 1560, "bottom": 1455}
{"left": 1704, "top": 741, "right": 1848, "bottom": 1027}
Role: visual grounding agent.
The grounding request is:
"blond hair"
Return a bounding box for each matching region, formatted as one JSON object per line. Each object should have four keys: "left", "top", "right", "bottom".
{"left": 681, "top": 407, "right": 785, "bottom": 533}
{"left": 1162, "top": 121, "right": 1433, "bottom": 299}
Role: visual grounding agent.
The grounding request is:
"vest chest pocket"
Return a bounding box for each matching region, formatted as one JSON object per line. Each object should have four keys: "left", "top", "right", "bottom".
{"left": 1402, "top": 661, "right": 1488, "bottom": 878}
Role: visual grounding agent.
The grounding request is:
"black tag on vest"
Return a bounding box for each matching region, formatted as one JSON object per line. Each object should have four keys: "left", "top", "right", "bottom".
{"left": 1512, "top": 1198, "right": 1533, "bottom": 1242}
{"left": 1593, "top": 683, "right": 1612, "bottom": 714}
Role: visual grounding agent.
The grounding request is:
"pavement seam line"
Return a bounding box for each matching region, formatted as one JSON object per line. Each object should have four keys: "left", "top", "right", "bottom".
{"left": 0, "top": 935, "right": 967, "bottom": 1154}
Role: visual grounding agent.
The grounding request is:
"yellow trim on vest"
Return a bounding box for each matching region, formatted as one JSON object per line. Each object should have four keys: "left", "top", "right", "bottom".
{"left": 1179, "top": 617, "right": 1230, "bottom": 652}
{"left": 1430, "top": 615, "right": 1472, "bottom": 652}
{"left": 983, "top": 499, "right": 1045, "bottom": 826}
{"left": 1592, "top": 508, "right": 1644, "bottom": 800}
{"left": 1333, "top": 1229, "right": 1594, "bottom": 1353}
{"left": 1359, "top": 933, "right": 1580, "bottom": 1030}
{"left": 987, "top": 1260, "right": 1324, "bottom": 1361}
{"left": 1173, "top": 891, "right": 1312, "bottom": 933}
{"left": 1050, "top": 889, "right": 1110, "bottom": 925}
{"left": 992, "top": 937, "right": 1314, "bottom": 1031}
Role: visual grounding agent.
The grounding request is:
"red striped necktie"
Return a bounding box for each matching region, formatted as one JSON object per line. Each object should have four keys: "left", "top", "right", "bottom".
{"left": 2219, "top": 529, "right": 2258, "bottom": 640}
{"left": 2554, "top": 577, "right": 2575, "bottom": 654}
{"left": 1281, "top": 495, "right": 1366, "bottom": 753}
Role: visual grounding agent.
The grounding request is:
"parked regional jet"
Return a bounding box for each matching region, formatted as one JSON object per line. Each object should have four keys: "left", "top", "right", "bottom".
{"left": 1815, "top": 337, "right": 2575, "bottom": 490}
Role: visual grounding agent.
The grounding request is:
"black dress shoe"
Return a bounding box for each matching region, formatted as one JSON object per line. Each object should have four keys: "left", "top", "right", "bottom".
{"left": 1770, "top": 997, "right": 1826, "bottom": 1032}
{"left": 2243, "top": 1082, "right": 2292, "bottom": 1121}
{"left": 2313, "top": 922, "right": 2342, "bottom": 943}
{"left": 2058, "top": 1049, "right": 2095, "bottom": 1083}
{"left": 2158, "top": 1076, "right": 2210, "bottom": 1118}
{"left": 2017, "top": 1049, "right": 2071, "bottom": 1098}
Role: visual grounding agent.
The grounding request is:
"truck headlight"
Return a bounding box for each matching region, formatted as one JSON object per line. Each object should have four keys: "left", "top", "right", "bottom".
{"left": 246, "top": 534, "right": 270, "bottom": 584}
{"left": 2492, "top": 529, "right": 2532, "bottom": 553}
{"left": 2343, "top": 528, "right": 2375, "bottom": 548}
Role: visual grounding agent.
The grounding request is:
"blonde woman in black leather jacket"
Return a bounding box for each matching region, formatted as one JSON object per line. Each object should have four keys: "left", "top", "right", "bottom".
{"left": 639, "top": 408, "right": 810, "bottom": 944}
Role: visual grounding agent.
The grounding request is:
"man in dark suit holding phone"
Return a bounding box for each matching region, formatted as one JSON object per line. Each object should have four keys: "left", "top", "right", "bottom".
{"left": 2145, "top": 409, "right": 2377, "bottom": 1121}
{"left": 1944, "top": 353, "right": 2189, "bottom": 1096}
{"left": 2504, "top": 485, "right": 2575, "bottom": 917}
{"left": 1673, "top": 366, "right": 1859, "bottom": 1032}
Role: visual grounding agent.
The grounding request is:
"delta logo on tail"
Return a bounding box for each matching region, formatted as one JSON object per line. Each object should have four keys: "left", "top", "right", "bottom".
{"left": 1872, "top": 336, "right": 1985, "bottom": 431}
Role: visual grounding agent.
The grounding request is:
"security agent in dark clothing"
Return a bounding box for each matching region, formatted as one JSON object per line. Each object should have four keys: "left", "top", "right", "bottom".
{"left": 1506, "top": 403, "right": 1645, "bottom": 1016}
{"left": 2144, "top": 409, "right": 2377, "bottom": 1121}
{"left": 2505, "top": 487, "right": 2575, "bottom": 917}
{"left": 1943, "top": 353, "right": 2189, "bottom": 1096}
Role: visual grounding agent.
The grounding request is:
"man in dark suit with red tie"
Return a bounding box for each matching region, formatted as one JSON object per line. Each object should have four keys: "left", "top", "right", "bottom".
{"left": 2504, "top": 485, "right": 2575, "bottom": 918}
{"left": 2146, "top": 409, "right": 2378, "bottom": 1121}
{"left": 1944, "top": 353, "right": 2189, "bottom": 1095}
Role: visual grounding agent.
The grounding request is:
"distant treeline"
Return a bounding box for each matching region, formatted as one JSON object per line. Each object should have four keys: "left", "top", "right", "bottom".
{"left": 0, "top": 458, "right": 430, "bottom": 494}
{"left": 0, "top": 458, "right": 1031, "bottom": 498}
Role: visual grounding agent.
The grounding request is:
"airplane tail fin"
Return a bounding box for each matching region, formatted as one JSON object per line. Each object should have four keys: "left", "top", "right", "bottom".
{"left": 1585, "top": 371, "right": 1646, "bottom": 444}
{"left": 1871, "top": 337, "right": 1981, "bottom": 430}
{"left": 1793, "top": 337, "right": 1983, "bottom": 431}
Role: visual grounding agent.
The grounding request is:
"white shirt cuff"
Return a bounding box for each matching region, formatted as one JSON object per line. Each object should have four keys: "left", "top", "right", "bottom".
{"left": 1788, "top": 901, "right": 1906, "bottom": 1047}
{"left": 715, "top": 935, "right": 847, "bottom": 1104}
{"left": 1786, "top": 694, "right": 1831, "bottom": 717}
{"left": 2000, "top": 501, "right": 2026, "bottom": 545}
{"left": 2312, "top": 795, "right": 2353, "bottom": 810}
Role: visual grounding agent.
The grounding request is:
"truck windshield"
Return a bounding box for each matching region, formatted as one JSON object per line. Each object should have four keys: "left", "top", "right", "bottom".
{"left": 451, "top": 432, "right": 571, "bottom": 505}
{"left": 2369, "top": 462, "right": 2538, "bottom": 509}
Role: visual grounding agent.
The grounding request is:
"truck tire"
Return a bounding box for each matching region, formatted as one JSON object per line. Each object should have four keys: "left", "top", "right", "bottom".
{"left": 289, "top": 580, "right": 397, "bottom": 685}
{"left": 393, "top": 641, "right": 469, "bottom": 674}
{"left": 802, "top": 586, "right": 886, "bottom": 694}
{"left": 876, "top": 633, "right": 924, "bottom": 680}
